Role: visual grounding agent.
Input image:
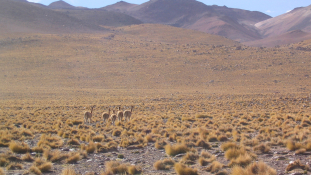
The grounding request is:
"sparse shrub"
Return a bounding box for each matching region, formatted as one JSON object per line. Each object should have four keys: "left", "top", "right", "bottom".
{"left": 174, "top": 163, "right": 198, "bottom": 175}
{"left": 165, "top": 143, "right": 190, "bottom": 156}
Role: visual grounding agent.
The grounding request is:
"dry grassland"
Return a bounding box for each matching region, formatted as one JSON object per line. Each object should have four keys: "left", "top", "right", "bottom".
{"left": 0, "top": 24, "right": 311, "bottom": 174}
{"left": 0, "top": 92, "right": 311, "bottom": 174}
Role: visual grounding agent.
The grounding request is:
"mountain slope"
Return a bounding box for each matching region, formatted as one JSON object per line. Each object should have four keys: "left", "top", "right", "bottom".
{"left": 55, "top": 9, "right": 142, "bottom": 27}
{"left": 48, "top": 0, "right": 77, "bottom": 9}
{"left": 255, "top": 5, "right": 311, "bottom": 38}
{"left": 243, "top": 30, "right": 311, "bottom": 47}
{"left": 0, "top": 0, "right": 106, "bottom": 34}
{"left": 104, "top": 0, "right": 271, "bottom": 42}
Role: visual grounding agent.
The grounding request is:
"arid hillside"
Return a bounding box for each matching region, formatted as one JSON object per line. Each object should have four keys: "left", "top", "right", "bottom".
{"left": 0, "top": 0, "right": 106, "bottom": 34}
{"left": 103, "top": 0, "right": 270, "bottom": 42}
{"left": 0, "top": 23, "right": 310, "bottom": 100}
{"left": 243, "top": 30, "right": 311, "bottom": 47}
{"left": 255, "top": 5, "right": 311, "bottom": 38}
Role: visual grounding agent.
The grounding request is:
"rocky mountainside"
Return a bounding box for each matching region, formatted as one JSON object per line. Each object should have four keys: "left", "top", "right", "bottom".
{"left": 103, "top": 0, "right": 271, "bottom": 42}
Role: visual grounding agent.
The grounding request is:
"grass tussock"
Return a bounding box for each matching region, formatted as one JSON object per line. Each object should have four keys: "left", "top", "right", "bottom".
{"left": 6, "top": 162, "right": 23, "bottom": 170}
{"left": 66, "top": 153, "right": 81, "bottom": 164}
{"left": 203, "top": 161, "right": 223, "bottom": 173}
{"left": 253, "top": 143, "right": 271, "bottom": 154}
{"left": 174, "top": 163, "right": 198, "bottom": 175}
{"left": 154, "top": 158, "right": 175, "bottom": 170}
{"left": 30, "top": 166, "right": 42, "bottom": 175}
{"left": 9, "top": 141, "right": 30, "bottom": 154}
{"left": 180, "top": 152, "right": 199, "bottom": 165}
{"left": 285, "top": 160, "right": 309, "bottom": 172}
{"left": 155, "top": 139, "right": 167, "bottom": 149}
{"left": 21, "top": 153, "right": 34, "bottom": 162}
{"left": 220, "top": 142, "right": 239, "bottom": 151}
{"left": 286, "top": 140, "right": 303, "bottom": 151}
{"left": 195, "top": 114, "right": 211, "bottom": 119}
{"left": 81, "top": 141, "right": 96, "bottom": 154}
{"left": 231, "top": 161, "right": 277, "bottom": 175}
{"left": 224, "top": 147, "right": 247, "bottom": 160}
{"left": 195, "top": 139, "right": 211, "bottom": 149}
{"left": 228, "top": 153, "right": 253, "bottom": 167}
{"left": 104, "top": 161, "right": 141, "bottom": 175}
{"left": 165, "top": 143, "right": 190, "bottom": 156}
{"left": 61, "top": 167, "right": 77, "bottom": 175}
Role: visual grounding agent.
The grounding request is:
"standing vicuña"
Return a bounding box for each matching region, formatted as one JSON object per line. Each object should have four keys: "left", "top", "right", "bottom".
{"left": 117, "top": 106, "right": 124, "bottom": 122}
{"left": 110, "top": 110, "right": 117, "bottom": 125}
{"left": 84, "top": 106, "right": 95, "bottom": 124}
{"left": 102, "top": 108, "right": 110, "bottom": 124}
{"left": 124, "top": 106, "right": 133, "bottom": 122}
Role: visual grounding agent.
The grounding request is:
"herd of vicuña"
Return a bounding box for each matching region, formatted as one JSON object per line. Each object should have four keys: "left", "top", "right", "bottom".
{"left": 84, "top": 106, "right": 134, "bottom": 125}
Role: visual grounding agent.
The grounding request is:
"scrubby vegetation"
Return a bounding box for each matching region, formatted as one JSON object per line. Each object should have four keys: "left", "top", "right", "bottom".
{"left": 0, "top": 92, "right": 310, "bottom": 174}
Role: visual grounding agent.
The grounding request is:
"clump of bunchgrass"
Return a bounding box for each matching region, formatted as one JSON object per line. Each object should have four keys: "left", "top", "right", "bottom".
{"left": 199, "top": 150, "right": 216, "bottom": 166}
{"left": 180, "top": 152, "right": 199, "bottom": 165}
{"left": 153, "top": 158, "right": 175, "bottom": 170}
{"left": 6, "top": 162, "right": 23, "bottom": 170}
{"left": 66, "top": 153, "right": 81, "bottom": 164}
{"left": 21, "top": 153, "right": 34, "bottom": 162}
{"left": 61, "top": 167, "right": 77, "bottom": 175}
{"left": 81, "top": 141, "right": 96, "bottom": 154}
{"left": 103, "top": 161, "right": 141, "bottom": 175}
{"left": 228, "top": 153, "right": 253, "bottom": 167}
{"left": 174, "top": 163, "right": 198, "bottom": 175}
{"left": 231, "top": 161, "right": 277, "bottom": 175}
{"left": 9, "top": 141, "right": 30, "bottom": 154}
{"left": 195, "top": 139, "right": 211, "bottom": 149}
{"left": 203, "top": 161, "right": 223, "bottom": 173}
{"left": 253, "top": 143, "right": 271, "bottom": 154}
{"left": 165, "top": 143, "right": 190, "bottom": 156}
{"left": 285, "top": 160, "right": 309, "bottom": 172}
{"left": 220, "top": 142, "right": 239, "bottom": 151}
